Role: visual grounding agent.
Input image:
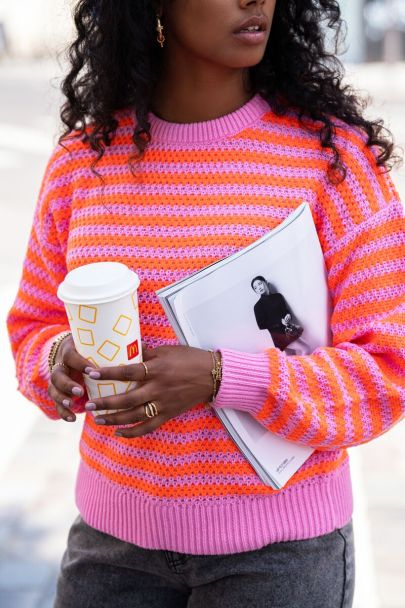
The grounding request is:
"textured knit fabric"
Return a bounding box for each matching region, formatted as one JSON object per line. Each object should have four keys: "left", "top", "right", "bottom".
{"left": 7, "top": 93, "right": 405, "bottom": 554}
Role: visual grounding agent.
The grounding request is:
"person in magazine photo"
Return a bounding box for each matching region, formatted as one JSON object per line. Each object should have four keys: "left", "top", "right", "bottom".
{"left": 251, "top": 275, "right": 306, "bottom": 354}
{"left": 6, "top": 0, "right": 405, "bottom": 607}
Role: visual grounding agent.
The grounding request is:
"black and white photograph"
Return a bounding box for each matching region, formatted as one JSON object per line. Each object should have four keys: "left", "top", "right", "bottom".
{"left": 171, "top": 204, "right": 331, "bottom": 358}
{"left": 250, "top": 275, "right": 309, "bottom": 354}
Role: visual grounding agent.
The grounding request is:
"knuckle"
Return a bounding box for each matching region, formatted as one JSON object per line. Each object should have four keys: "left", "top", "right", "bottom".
{"left": 121, "top": 368, "right": 134, "bottom": 382}
{"left": 152, "top": 358, "right": 163, "bottom": 374}
{"left": 60, "top": 376, "right": 73, "bottom": 393}
{"left": 52, "top": 393, "right": 63, "bottom": 407}
{"left": 51, "top": 372, "right": 67, "bottom": 392}
{"left": 48, "top": 384, "right": 59, "bottom": 400}
{"left": 99, "top": 398, "right": 116, "bottom": 411}
{"left": 137, "top": 409, "right": 146, "bottom": 423}
{"left": 104, "top": 395, "right": 117, "bottom": 407}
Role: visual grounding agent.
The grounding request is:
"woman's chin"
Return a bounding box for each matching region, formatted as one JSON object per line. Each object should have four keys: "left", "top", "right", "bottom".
{"left": 225, "top": 48, "right": 268, "bottom": 69}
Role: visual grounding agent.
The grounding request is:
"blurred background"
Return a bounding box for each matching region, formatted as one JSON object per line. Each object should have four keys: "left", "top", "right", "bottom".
{"left": 0, "top": 1, "right": 404, "bottom": 607}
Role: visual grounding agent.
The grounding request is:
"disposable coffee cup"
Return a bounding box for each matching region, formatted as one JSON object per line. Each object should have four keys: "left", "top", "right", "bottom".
{"left": 57, "top": 262, "right": 142, "bottom": 416}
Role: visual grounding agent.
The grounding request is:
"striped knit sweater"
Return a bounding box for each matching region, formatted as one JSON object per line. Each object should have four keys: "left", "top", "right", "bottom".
{"left": 7, "top": 93, "right": 405, "bottom": 554}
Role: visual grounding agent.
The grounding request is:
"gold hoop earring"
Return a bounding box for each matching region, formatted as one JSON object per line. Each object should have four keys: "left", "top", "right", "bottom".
{"left": 156, "top": 16, "right": 165, "bottom": 48}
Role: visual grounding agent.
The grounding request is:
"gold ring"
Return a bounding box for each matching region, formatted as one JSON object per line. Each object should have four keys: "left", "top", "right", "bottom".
{"left": 144, "top": 401, "right": 159, "bottom": 419}
{"left": 141, "top": 361, "right": 149, "bottom": 379}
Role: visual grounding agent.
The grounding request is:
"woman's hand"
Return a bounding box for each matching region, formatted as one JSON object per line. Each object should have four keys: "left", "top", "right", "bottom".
{"left": 83, "top": 345, "right": 215, "bottom": 439}
{"left": 48, "top": 335, "right": 95, "bottom": 422}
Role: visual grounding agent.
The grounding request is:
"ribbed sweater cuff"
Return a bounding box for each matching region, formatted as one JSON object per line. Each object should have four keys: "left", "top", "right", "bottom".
{"left": 212, "top": 348, "right": 270, "bottom": 414}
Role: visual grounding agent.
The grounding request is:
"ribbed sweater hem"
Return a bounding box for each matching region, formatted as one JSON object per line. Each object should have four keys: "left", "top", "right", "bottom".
{"left": 75, "top": 456, "right": 353, "bottom": 555}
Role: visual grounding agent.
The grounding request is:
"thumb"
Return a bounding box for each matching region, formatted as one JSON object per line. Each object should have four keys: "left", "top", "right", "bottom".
{"left": 62, "top": 341, "right": 98, "bottom": 373}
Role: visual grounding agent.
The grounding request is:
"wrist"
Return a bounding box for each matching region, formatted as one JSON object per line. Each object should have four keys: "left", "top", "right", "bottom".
{"left": 208, "top": 349, "right": 222, "bottom": 403}
{"left": 48, "top": 331, "right": 72, "bottom": 373}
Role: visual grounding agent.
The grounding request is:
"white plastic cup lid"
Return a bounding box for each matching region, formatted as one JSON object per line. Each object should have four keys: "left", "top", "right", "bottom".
{"left": 57, "top": 262, "right": 140, "bottom": 304}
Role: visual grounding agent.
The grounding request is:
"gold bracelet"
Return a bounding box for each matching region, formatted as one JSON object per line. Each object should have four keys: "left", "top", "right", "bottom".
{"left": 48, "top": 331, "right": 72, "bottom": 374}
{"left": 208, "top": 349, "right": 222, "bottom": 402}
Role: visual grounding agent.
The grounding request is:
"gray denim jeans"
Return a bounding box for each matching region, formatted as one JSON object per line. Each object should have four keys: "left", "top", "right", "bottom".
{"left": 54, "top": 514, "right": 355, "bottom": 608}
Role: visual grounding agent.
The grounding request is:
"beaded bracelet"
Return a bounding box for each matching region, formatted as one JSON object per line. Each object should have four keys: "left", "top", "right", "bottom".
{"left": 48, "top": 331, "right": 72, "bottom": 374}
{"left": 208, "top": 349, "right": 222, "bottom": 402}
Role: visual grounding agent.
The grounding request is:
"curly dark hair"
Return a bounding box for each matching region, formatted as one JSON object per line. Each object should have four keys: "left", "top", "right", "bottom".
{"left": 59, "top": 0, "right": 401, "bottom": 182}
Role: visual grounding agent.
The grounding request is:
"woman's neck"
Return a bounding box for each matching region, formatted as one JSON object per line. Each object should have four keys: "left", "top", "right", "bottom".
{"left": 151, "top": 55, "right": 253, "bottom": 123}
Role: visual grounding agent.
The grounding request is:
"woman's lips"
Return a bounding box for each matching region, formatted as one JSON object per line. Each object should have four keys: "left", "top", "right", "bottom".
{"left": 233, "top": 30, "right": 267, "bottom": 45}
{"left": 232, "top": 14, "right": 268, "bottom": 43}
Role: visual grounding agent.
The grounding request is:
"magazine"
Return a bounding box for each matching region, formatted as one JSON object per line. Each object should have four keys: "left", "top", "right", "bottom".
{"left": 156, "top": 202, "right": 332, "bottom": 489}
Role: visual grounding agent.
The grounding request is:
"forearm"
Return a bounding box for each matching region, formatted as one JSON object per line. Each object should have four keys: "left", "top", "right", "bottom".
{"left": 212, "top": 339, "right": 405, "bottom": 451}
{"left": 9, "top": 321, "right": 75, "bottom": 419}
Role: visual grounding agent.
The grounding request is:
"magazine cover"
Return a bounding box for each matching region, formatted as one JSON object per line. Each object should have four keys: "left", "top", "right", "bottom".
{"left": 157, "top": 203, "right": 332, "bottom": 488}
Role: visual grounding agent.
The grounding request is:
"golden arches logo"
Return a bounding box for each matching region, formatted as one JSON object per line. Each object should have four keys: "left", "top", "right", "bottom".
{"left": 127, "top": 339, "right": 139, "bottom": 360}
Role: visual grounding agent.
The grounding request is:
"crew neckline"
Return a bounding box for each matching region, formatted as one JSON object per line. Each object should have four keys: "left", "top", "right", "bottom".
{"left": 147, "top": 93, "right": 270, "bottom": 144}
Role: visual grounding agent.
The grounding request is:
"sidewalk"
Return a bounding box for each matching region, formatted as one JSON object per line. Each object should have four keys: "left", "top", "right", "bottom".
{"left": 0, "top": 416, "right": 81, "bottom": 608}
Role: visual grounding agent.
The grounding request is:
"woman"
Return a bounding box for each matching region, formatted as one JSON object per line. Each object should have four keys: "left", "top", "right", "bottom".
{"left": 6, "top": 1, "right": 405, "bottom": 606}
{"left": 251, "top": 275, "right": 305, "bottom": 352}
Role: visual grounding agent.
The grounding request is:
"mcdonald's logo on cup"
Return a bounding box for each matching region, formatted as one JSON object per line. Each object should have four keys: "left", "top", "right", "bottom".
{"left": 127, "top": 339, "right": 139, "bottom": 360}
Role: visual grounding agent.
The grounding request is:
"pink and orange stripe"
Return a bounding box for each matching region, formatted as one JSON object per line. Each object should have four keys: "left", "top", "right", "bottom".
{"left": 7, "top": 93, "right": 405, "bottom": 554}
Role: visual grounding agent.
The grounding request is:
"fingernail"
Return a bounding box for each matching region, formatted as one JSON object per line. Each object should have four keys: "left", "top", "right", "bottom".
{"left": 84, "top": 367, "right": 95, "bottom": 374}
{"left": 63, "top": 399, "right": 71, "bottom": 407}
{"left": 72, "top": 386, "right": 83, "bottom": 396}
{"left": 67, "top": 415, "right": 75, "bottom": 422}
{"left": 95, "top": 418, "right": 106, "bottom": 425}
{"left": 115, "top": 431, "right": 123, "bottom": 437}
{"left": 85, "top": 402, "right": 97, "bottom": 411}
{"left": 89, "top": 371, "right": 101, "bottom": 379}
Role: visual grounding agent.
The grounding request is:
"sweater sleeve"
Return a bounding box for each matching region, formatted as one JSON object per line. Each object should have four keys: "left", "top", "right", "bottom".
{"left": 6, "top": 143, "right": 86, "bottom": 419}
{"left": 213, "top": 136, "right": 405, "bottom": 450}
